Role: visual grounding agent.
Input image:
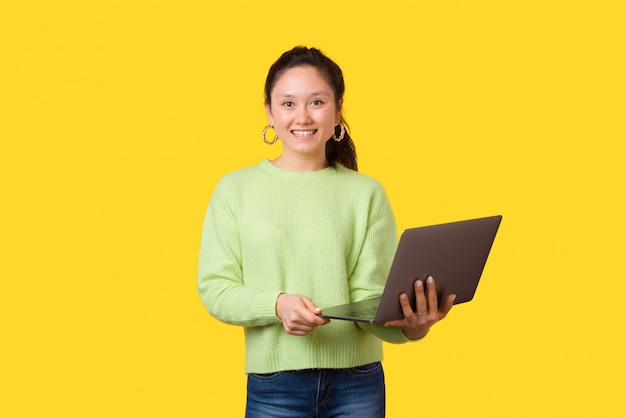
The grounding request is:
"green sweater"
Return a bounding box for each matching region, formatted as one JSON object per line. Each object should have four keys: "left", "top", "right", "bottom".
{"left": 198, "top": 160, "right": 411, "bottom": 374}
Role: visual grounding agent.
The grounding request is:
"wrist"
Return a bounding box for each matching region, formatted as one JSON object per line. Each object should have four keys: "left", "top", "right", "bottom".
{"left": 275, "top": 292, "right": 285, "bottom": 319}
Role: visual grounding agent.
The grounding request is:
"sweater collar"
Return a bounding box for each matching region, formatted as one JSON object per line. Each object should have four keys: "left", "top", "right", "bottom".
{"left": 259, "top": 159, "right": 341, "bottom": 180}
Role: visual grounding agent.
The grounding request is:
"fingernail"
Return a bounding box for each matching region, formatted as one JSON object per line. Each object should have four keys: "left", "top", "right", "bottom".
{"left": 427, "top": 276, "right": 434, "bottom": 284}
{"left": 416, "top": 280, "right": 423, "bottom": 287}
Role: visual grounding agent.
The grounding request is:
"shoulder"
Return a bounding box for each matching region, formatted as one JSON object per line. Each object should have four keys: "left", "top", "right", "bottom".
{"left": 332, "top": 164, "right": 387, "bottom": 195}
{"left": 330, "top": 165, "right": 393, "bottom": 220}
{"left": 207, "top": 162, "right": 268, "bottom": 205}
{"left": 220, "top": 161, "right": 267, "bottom": 181}
{"left": 214, "top": 161, "right": 269, "bottom": 188}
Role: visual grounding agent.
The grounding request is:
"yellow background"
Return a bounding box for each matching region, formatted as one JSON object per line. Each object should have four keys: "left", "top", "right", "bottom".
{"left": 1, "top": 1, "right": 624, "bottom": 417}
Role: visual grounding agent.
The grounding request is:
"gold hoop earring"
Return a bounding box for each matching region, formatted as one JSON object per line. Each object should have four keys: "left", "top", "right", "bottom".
{"left": 332, "top": 122, "right": 345, "bottom": 142}
{"left": 262, "top": 125, "right": 278, "bottom": 145}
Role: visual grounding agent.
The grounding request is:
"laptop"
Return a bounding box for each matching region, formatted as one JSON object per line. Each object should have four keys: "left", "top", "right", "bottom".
{"left": 319, "top": 215, "right": 502, "bottom": 324}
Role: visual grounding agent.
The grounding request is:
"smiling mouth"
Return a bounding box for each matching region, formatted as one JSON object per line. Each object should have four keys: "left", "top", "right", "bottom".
{"left": 291, "top": 130, "right": 317, "bottom": 137}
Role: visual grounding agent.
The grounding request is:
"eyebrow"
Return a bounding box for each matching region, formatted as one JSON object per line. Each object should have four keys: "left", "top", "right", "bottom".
{"left": 275, "top": 91, "right": 332, "bottom": 99}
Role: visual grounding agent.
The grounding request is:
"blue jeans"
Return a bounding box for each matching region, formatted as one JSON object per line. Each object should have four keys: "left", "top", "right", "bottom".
{"left": 245, "top": 362, "right": 385, "bottom": 418}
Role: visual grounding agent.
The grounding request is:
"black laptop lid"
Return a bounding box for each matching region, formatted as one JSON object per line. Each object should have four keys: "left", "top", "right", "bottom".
{"left": 374, "top": 215, "right": 502, "bottom": 323}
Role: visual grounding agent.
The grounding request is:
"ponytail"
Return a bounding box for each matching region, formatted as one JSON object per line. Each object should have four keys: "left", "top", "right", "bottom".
{"left": 325, "top": 118, "right": 357, "bottom": 171}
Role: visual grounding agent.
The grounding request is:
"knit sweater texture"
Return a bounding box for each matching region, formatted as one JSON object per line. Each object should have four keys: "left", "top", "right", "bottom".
{"left": 198, "top": 160, "right": 411, "bottom": 374}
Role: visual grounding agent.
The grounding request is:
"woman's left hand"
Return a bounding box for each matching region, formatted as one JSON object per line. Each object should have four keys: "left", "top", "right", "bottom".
{"left": 384, "top": 276, "right": 456, "bottom": 340}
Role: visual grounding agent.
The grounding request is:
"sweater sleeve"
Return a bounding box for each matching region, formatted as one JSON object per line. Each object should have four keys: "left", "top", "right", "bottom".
{"left": 349, "top": 183, "right": 414, "bottom": 344}
{"left": 197, "top": 178, "right": 282, "bottom": 327}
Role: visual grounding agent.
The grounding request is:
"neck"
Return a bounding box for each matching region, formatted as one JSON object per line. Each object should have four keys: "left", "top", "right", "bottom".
{"left": 271, "top": 154, "right": 329, "bottom": 172}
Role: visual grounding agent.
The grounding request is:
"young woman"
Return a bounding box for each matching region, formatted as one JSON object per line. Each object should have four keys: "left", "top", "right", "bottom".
{"left": 198, "top": 46, "right": 455, "bottom": 418}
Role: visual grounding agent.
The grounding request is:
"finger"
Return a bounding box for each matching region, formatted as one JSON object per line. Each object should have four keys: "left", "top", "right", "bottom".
{"left": 301, "top": 297, "right": 328, "bottom": 323}
{"left": 313, "top": 315, "right": 331, "bottom": 326}
{"left": 399, "top": 293, "right": 415, "bottom": 318}
{"left": 296, "top": 310, "right": 328, "bottom": 326}
{"left": 283, "top": 310, "right": 320, "bottom": 329}
{"left": 298, "top": 314, "right": 330, "bottom": 329}
{"left": 425, "top": 276, "right": 438, "bottom": 313}
{"left": 283, "top": 318, "right": 318, "bottom": 334}
{"left": 383, "top": 319, "right": 405, "bottom": 328}
{"left": 414, "top": 279, "right": 428, "bottom": 315}
{"left": 296, "top": 297, "right": 328, "bottom": 325}
{"left": 302, "top": 297, "right": 322, "bottom": 314}
{"left": 439, "top": 294, "right": 456, "bottom": 317}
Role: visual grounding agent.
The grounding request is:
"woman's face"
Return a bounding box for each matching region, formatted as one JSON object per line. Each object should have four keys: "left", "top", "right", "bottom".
{"left": 266, "top": 65, "right": 341, "bottom": 170}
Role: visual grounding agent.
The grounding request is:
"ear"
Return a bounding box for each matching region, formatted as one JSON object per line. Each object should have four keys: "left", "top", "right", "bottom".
{"left": 265, "top": 102, "right": 274, "bottom": 126}
{"left": 336, "top": 99, "right": 343, "bottom": 122}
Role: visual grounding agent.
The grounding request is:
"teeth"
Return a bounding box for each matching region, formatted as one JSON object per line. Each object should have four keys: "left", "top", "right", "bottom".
{"left": 292, "top": 130, "right": 316, "bottom": 136}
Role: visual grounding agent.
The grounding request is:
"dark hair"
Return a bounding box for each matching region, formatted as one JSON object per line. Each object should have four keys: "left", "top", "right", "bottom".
{"left": 264, "top": 46, "right": 358, "bottom": 171}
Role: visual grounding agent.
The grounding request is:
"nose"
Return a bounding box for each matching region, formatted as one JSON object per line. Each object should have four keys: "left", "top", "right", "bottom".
{"left": 295, "top": 105, "right": 312, "bottom": 124}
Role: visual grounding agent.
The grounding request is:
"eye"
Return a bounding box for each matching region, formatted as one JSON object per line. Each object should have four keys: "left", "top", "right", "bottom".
{"left": 282, "top": 101, "right": 293, "bottom": 107}
{"left": 310, "top": 100, "right": 323, "bottom": 106}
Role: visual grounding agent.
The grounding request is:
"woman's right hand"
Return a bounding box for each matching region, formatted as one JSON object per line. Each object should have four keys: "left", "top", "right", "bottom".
{"left": 275, "top": 294, "right": 330, "bottom": 336}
